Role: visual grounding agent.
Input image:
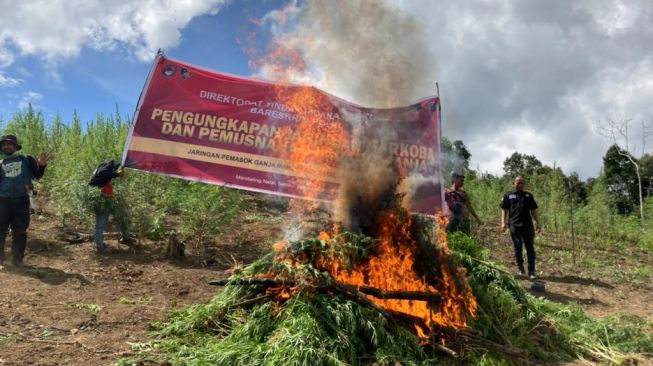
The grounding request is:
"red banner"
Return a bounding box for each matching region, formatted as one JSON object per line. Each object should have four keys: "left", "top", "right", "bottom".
{"left": 123, "top": 54, "right": 443, "bottom": 214}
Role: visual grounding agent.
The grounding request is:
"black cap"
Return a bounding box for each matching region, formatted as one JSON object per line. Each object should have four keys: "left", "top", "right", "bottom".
{"left": 0, "top": 134, "right": 22, "bottom": 151}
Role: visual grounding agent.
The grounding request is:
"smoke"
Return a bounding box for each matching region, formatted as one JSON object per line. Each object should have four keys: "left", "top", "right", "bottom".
{"left": 333, "top": 109, "right": 399, "bottom": 230}
{"left": 259, "top": 0, "right": 437, "bottom": 107}
{"left": 256, "top": 0, "right": 438, "bottom": 231}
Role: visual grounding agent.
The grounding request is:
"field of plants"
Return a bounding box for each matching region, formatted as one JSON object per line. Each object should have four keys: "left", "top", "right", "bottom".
{"left": 0, "top": 108, "right": 652, "bottom": 365}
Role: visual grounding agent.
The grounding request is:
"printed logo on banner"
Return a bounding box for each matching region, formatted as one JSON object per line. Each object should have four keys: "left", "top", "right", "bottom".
{"left": 162, "top": 64, "right": 176, "bottom": 77}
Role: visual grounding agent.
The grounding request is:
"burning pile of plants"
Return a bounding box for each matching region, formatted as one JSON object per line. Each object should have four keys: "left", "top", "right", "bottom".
{"left": 115, "top": 82, "right": 653, "bottom": 366}
{"left": 127, "top": 218, "right": 652, "bottom": 366}
{"left": 125, "top": 199, "right": 651, "bottom": 366}
{"left": 148, "top": 194, "right": 495, "bottom": 365}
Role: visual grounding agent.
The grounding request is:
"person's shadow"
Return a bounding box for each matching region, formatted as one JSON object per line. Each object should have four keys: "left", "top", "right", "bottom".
{"left": 537, "top": 289, "right": 608, "bottom": 306}
{"left": 539, "top": 274, "right": 613, "bottom": 289}
{"left": 8, "top": 265, "right": 90, "bottom": 285}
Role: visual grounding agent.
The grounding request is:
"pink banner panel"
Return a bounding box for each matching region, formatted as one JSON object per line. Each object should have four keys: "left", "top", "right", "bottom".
{"left": 123, "top": 55, "right": 442, "bottom": 214}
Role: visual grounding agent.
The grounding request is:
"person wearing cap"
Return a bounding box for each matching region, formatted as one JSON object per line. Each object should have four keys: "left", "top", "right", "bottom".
{"left": 444, "top": 172, "right": 481, "bottom": 234}
{"left": 500, "top": 176, "right": 542, "bottom": 280}
{"left": 0, "top": 134, "right": 49, "bottom": 268}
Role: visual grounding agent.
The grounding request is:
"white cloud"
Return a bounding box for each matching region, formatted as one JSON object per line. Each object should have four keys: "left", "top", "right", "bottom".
{"left": 0, "top": 47, "right": 14, "bottom": 68}
{"left": 17, "top": 91, "right": 42, "bottom": 110}
{"left": 0, "top": 0, "right": 227, "bottom": 67}
{"left": 255, "top": 0, "right": 653, "bottom": 179}
{"left": 0, "top": 72, "right": 21, "bottom": 87}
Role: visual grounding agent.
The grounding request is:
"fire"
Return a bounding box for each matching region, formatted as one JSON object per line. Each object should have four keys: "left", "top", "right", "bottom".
{"left": 272, "top": 86, "right": 350, "bottom": 198}
{"left": 315, "top": 210, "right": 476, "bottom": 337}
{"left": 256, "top": 31, "right": 475, "bottom": 339}
{"left": 432, "top": 215, "right": 477, "bottom": 326}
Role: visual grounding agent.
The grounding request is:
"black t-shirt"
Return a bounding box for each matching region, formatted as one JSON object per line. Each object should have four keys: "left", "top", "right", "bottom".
{"left": 500, "top": 190, "right": 538, "bottom": 228}
{"left": 445, "top": 189, "right": 467, "bottom": 218}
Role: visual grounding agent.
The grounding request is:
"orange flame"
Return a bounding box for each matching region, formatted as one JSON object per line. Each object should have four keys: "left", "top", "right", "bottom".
{"left": 315, "top": 211, "right": 476, "bottom": 337}
{"left": 255, "top": 31, "right": 475, "bottom": 339}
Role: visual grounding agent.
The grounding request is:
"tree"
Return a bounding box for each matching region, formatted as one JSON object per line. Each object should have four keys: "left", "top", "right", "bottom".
{"left": 566, "top": 172, "right": 588, "bottom": 204}
{"left": 452, "top": 140, "right": 471, "bottom": 170}
{"left": 597, "top": 115, "right": 653, "bottom": 220}
{"left": 639, "top": 153, "right": 653, "bottom": 197}
{"left": 543, "top": 165, "right": 568, "bottom": 236}
{"left": 440, "top": 137, "right": 471, "bottom": 183}
{"left": 502, "top": 152, "right": 543, "bottom": 177}
{"left": 603, "top": 145, "right": 639, "bottom": 214}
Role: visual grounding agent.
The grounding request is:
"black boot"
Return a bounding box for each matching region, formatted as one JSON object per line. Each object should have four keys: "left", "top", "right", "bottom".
{"left": 12, "top": 256, "right": 24, "bottom": 268}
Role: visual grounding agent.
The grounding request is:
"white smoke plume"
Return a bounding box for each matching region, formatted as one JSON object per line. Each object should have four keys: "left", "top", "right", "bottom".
{"left": 258, "top": 0, "right": 437, "bottom": 107}
{"left": 256, "top": 0, "right": 439, "bottom": 230}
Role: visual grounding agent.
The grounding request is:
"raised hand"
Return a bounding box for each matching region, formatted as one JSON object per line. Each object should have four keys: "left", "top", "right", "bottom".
{"left": 37, "top": 152, "right": 51, "bottom": 166}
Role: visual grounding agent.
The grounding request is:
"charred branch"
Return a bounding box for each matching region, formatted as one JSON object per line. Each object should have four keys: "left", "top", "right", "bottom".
{"left": 229, "top": 294, "right": 272, "bottom": 309}
{"left": 432, "top": 343, "right": 458, "bottom": 358}
{"left": 209, "top": 278, "right": 280, "bottom": 287}
{"left": 432, "top": 323, "right": 527, "bottom": 359}
{"left": 329, "top": 280, "right": 393, "bottom": 319}
{"left": 209, "top": 277, "right": 441, "bottom": 304}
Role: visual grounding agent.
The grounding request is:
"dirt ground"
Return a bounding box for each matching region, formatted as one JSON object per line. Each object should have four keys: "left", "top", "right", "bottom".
{"left": 0, "top": 193, "right": 652, "bottom": 366}
{"left": 477, "top": 225, "right": 653, "bottom": 322}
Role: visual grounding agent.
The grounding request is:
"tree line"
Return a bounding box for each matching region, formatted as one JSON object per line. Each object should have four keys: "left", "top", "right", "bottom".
{"left": 442, "top": 137, "right": 653, "bottom": 250}
{"left": 1, "top": 106, "right": 651, "bottom": 251}
{"left": 0, "top": 105, "right": 240, "bottom": 251}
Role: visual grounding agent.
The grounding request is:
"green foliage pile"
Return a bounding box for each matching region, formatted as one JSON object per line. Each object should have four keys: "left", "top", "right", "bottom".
{"left": 117, "top": 232, "right": 652, "bottom": 366}
{"left": 0, "top": 106, "right": 240, "bottom": 246}
{"left": 448, "top": 232, "right": 653, "bottom": 365}
{"left": 134, "top": 234, "right": 440, "bottom": 366}
{"left": 4, "top": 105, "right": 652, "bottom": 364}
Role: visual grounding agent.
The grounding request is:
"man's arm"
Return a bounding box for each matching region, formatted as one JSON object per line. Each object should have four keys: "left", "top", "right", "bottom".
{"left": 501, "top": 208, "right": 509, "bottom": 232}
{"left": 531, "top": 208, "right": 542, "bottom": 234}
{"left": 28, "top": 154, "right": 48, "bottom": 179}
{"left": 465, "top": 192, "right": 482, "bottom": 224}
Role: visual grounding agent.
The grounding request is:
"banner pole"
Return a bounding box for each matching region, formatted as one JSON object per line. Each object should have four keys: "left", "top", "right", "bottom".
{"left": 436, "top": 82, "right": 444, "bottom": 213}
{"left": 121, "top": 50, "right": 165, "bottom": 167}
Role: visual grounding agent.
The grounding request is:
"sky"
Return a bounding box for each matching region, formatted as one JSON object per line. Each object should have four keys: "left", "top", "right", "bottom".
{"left": 1, "top": 0, "right": 652, "bottom": 180}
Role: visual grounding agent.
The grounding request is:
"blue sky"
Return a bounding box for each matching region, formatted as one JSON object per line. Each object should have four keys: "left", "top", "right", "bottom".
{"left": 0, "top": 1, "right": 279, "bottom": 124}
{"left": 1, "top": 0, "right": 652, "bottom": 179}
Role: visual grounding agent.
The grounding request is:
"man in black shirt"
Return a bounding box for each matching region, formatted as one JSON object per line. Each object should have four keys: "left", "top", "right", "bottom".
{"left": 500, "top": 176, "right": 541, "bottom": 280}
{"left": 0, "top": 134, "right": 49, "bottom": 268}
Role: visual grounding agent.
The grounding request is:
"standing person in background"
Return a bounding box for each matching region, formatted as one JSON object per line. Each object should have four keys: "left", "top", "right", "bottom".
{"left": 500, "top": 176, "right": 542, "bottom": 280}
{"left": 0, "top": 134, "right": 49, "bottom": 268}
{"left": 90, "top": 160, "right": 131, "bottom": 254}
{"left": 444, "top": 172, "right": 482, "bottom": 234}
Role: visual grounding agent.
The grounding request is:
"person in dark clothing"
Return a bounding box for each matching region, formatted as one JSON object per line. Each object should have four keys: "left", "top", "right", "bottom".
{"left": 500, "top": 176, "right": 541, "bottom": 280}
{"left": 444, "top": 172, "right": 481, "bottom": 234}
{"left": 0, "top": 134, "right": 49, "bottom": 268}
{"left": 93, "top": 165, "right": 131, "bottom": 254}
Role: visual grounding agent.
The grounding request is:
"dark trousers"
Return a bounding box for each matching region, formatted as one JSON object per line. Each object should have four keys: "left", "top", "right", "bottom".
{"left": 0, "top": 197, "right": 31, "bottom": 263}
{"left": 445, "top": 217, "right": 471, "bottom": 234}
{"left": 510, "top": 225, "right": 535, "bottom": 274}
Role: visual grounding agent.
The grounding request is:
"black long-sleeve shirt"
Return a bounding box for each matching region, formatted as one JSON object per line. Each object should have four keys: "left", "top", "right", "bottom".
{"left": 0, "top": 154, "right": 46, "bottom": 198}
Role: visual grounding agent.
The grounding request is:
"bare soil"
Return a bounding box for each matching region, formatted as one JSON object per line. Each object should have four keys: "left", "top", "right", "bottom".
{"left": 477, "top": 225, "right": 653, "bottom": 322}
{"left": 0, "top": 194, "right": 651, "bottom": 366}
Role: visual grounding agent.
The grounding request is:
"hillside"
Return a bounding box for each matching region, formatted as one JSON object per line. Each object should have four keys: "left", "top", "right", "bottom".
{"left": 0, "top": 192, "right": 651, "bottom": 365}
